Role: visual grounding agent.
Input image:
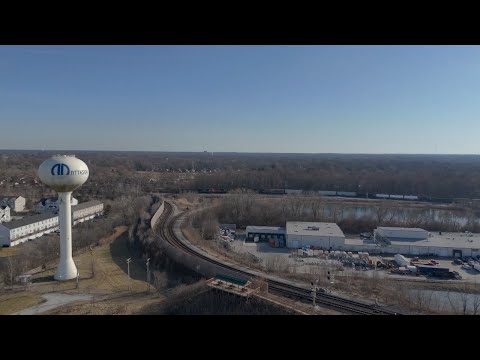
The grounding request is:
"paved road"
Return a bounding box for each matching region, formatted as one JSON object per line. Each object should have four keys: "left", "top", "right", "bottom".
{"left": 12, "top": 293, "right": 93, "bottom": 315}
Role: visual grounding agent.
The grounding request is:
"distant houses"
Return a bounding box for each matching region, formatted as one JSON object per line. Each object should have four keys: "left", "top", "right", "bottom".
{"left": 0, "top": 205, "right": 10, "bottom": 223}
{"left": 0, "top": 196, "right": 26, "bottom": 212}
{"left": 34, "top": 196, "right": 78, "bottom": 213}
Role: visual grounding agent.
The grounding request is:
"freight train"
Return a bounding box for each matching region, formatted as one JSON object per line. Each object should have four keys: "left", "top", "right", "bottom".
{"left": 188, "top": 188, "right": 452, "bottom": 203}
{"left": 197, "top": 188, "right": 227, "bottom": 194}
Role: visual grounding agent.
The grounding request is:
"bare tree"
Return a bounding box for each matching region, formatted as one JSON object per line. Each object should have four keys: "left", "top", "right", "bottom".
{"left": 413, "top": 289, "right": 434, "bottom": 312}
{"left": 200, "top": 217, "right": 219, "bottom": 240}
{"left": 308, "top": 197, "right": 324, "bottom": 221}
{"left": 472, "top": 293, "right": 480, "bottom": 315}
{"left": 458, "top": 284, "right": 470, "bottom": 315}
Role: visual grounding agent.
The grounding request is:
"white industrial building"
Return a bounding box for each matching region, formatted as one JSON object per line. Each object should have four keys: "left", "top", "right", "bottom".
{"left": 286, "top": 221, "right": 345, "bottom": 249}
{"left": 344, "top": 226, "right": 480, "bottom": 258}
{"left": 375, "top": 227, "right": 429, "bottom": 241}
{"left": 0, "top": 200, "right": 103, "bottom": 247}
{"left": 0, "top": 196, "right": 26, "bottom": 212}
{"left": 0, "top": 206, "right": 11, "bottom": 223}
{"left": 35, "top": 196, "right": 79, "bottom": 213}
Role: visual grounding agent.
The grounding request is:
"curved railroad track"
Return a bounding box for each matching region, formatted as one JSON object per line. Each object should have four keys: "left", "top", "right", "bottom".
{"left": 156, "top": 201, "right": 402, "bottom": 315}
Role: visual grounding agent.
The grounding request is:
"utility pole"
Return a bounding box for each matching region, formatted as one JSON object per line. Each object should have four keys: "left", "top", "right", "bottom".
{"left": 311, "top": 279, "right": 319, "bottom": 308}
{"left": 126, "top": 258, "right": 132, "bottom": 291}
{"left": 89, "top": 246, "right": 94, "bottom": 277}
{"left": 75, "top": 260, "right": 80, "bottom": 290}
{"left": 311, "top": 285, "right": 317, "bottom": 307}
{"left": 146, "top": 258, "right": 151, "bottom": 292}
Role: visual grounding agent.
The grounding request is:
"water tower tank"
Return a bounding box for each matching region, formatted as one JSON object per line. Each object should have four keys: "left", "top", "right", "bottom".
{"left": 38, "top": 155, "right": 89, "bottom": 192}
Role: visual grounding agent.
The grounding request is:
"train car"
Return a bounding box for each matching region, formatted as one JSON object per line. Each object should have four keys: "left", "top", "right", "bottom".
{"left": 259, "top": 189, "right": 286, "bottom": 195}
{"left": 318, "top": 190, "right": 337, "bottom": 196}
{"left": 197, "top": 188, "right": 227, "bottom": 194}
{"left": 337, "top": 191, "right": 357, "bottom": 197}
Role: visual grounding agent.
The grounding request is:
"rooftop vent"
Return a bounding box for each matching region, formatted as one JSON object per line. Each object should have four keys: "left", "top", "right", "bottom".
{"left": 306, "top": 226, "right": 320, "bottom": 231}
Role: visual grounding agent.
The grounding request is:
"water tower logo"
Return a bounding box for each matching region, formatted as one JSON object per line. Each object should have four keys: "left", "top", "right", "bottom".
{"left": 51, "top": 163, "right": 70, "bottom": 176}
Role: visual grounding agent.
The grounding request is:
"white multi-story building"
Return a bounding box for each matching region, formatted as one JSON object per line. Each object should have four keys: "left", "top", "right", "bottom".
{"left": 0, "top": 200, "right": 104, "bottom": 247}
{"left": 0, "top": 196, "right": 26, "bottom": 212}
{"left": 0, "top": 205, "right": 11, "bottom": 223}
{"left": 35, "top": 196, "right": 78, "bottom": 213}
{"left": 72, "top": 200, "right": 104, "bottom": 225}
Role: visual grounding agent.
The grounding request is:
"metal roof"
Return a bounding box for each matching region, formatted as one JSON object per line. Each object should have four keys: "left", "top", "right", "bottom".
{"left": 377, "top": 227, "right": 427, "bottom": 232}
{"left": 71, "top": 200, "right": 103, "bottom": 212}
{"left": 286, "top": 221, "right": 345, "bottom": 238}
{"left": 1, "top": 200, "right": 103, "bottom": 230}
{"left": 246, "top": 226, "right": 285, "bottom": 234}
{"left": 1, "top": 212, "right": 57, "bottom": 230}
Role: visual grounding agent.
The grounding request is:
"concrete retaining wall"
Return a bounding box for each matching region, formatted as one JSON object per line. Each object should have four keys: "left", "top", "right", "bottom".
{"left": 150, "top": 201, "right": 164, "bottom": 229}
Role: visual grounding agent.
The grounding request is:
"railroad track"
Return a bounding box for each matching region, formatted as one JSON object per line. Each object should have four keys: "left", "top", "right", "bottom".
{"left": 156, "top": 201, "right": 401, "bottom": 315}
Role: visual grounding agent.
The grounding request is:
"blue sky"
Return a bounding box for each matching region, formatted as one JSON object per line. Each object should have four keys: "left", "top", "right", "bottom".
{"left": 1, "top": 45, "right": 480, "bottom": 153}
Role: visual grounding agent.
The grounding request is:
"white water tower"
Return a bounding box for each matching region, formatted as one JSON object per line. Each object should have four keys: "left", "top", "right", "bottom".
{"left": 38, "top": 155, "right": 89, "bottom": 280}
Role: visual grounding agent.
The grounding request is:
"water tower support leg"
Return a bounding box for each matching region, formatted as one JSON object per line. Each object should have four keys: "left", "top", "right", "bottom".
{"left": 54, "top": 192, "right": 77, "bottom": 281}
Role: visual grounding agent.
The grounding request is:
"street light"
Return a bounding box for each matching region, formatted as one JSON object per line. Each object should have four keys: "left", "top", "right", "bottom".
{"left": 126, "top": 258, "right": 132, "bottom": 291}
{"left": 146, "top": 258, "right": 151, "bottom": 292}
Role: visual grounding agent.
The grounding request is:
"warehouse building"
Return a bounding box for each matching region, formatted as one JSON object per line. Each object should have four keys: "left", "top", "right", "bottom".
{"left": 345, "top": 229, "right": 480, "bottom": 258}
{"left": 245, "top": 226, "right": 285, "bottom": 243}
{"left": 286, "top": 221, "right": 345, "bottom": 249}
{"left": 375, "top": 227, "right": 429, "bottom": 241}
{"left": 0, "top": 200, "right": 104, "bottom": 247}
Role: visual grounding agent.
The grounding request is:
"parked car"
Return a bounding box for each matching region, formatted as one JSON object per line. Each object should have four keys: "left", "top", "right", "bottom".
{"left": 453, "top": 259, "right": 463, "bottom": 265}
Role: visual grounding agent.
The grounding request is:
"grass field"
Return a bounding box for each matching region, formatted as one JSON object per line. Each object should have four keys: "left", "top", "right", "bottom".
{"left": 0, "top": 247, "right": 17, "bottom": 258}
{"left": 0, "top": 292, "right": 45, "bottom": 315}
{"left": 0, "top": 226, "right": 167, "bottom": 315}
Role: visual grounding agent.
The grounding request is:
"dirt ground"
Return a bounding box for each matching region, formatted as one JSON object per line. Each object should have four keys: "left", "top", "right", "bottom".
{"left": 1, "top": 226, "right": 170, "bottom": 315}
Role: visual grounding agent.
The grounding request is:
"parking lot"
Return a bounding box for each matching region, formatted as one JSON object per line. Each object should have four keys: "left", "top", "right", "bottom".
{"left": 225, "top": 235, "right": 480, "bottom": 283}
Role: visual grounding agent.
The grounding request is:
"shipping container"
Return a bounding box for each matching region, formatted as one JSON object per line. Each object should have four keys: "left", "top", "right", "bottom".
{"left": 417, "top": 265, "right": 450, "bottom": 274}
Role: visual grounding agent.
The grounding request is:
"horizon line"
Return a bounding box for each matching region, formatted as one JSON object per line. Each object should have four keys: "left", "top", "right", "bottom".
{"left": 1, "top": 149, "right": 480, "bottom": 156}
